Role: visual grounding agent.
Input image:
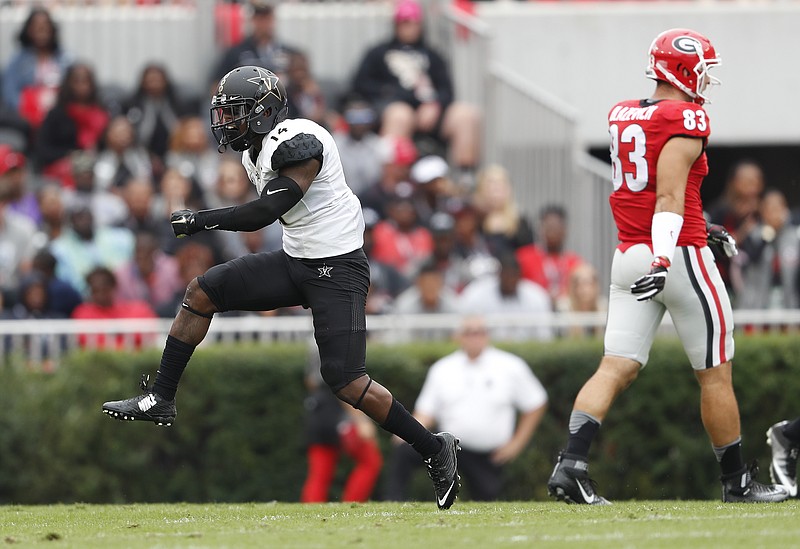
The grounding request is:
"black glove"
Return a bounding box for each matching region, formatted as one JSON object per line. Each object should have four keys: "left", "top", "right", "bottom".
{"left": 630, "top": 256, "right": 671, "bottom": 301}
{"left": 707, "top": 223, "right": 738, "bottom": 257}
{"left": 170, "top": 209, "right": 199, "bottom": 238}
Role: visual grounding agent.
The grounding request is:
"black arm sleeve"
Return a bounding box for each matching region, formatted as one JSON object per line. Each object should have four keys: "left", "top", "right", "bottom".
{"left": 193, "top": 175, "right": 304, "bottom": 232}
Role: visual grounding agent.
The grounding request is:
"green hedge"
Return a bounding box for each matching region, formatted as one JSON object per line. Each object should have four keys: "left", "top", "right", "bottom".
{"left": 1, "top": 335, "right": 797, "bottom": 504}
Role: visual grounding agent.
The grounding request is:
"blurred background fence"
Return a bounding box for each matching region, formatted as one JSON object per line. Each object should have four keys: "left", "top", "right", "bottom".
{"left": 3, "top": 309, "right": 800, "bottom": 369}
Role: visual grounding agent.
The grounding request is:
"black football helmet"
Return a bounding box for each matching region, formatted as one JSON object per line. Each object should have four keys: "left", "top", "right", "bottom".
{"left": 210, "top": 66, "right": 289, "bottom": 152}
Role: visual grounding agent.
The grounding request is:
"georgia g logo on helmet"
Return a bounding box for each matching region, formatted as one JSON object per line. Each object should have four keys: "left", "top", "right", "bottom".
{"left": 673, "top": 36, "right": 703, "bottom": 56}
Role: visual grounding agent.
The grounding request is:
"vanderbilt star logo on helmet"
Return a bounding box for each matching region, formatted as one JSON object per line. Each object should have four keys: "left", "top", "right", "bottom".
{"left": 247, "top": 68, "right": 284, "bottom": 103}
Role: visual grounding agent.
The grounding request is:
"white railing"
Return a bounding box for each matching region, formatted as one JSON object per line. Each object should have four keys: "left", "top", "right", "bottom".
{"left": 2, "top": 310, "right": 799, "bottom": 369}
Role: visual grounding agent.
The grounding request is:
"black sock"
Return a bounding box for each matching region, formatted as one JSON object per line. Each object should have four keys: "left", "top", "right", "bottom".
{"left": 152, "top": 336, "right": 195, "bottom": 401}
{"left": 717, "top": 440, "right": 744, "bottom": 477}
{"left": 782, "top": 418, "right": 800, "bottom": 443}
{"left": 380, "top": 398, "right": 442, "bottom": 457}
{"left": 565, "top": 413, "right": 600, "bottom": 459}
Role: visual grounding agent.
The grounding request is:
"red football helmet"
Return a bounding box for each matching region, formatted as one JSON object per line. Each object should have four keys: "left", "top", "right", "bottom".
{"left": 646, "top": 28, "right": 721, "bottom": 104}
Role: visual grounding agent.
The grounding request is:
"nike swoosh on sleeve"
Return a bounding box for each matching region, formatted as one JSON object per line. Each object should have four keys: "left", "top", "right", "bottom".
{"left": 204, "top": 224, "right": 219, "bottom": 230}
{"left": 265, "top": 188, "right": 288, "bottom": 195}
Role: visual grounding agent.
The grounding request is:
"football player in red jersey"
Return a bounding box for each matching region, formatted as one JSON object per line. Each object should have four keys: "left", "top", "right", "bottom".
{"left": 547, "top": 29, "right": 788, "bottom": 504}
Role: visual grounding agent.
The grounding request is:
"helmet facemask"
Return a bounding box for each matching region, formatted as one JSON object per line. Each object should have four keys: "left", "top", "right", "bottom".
{"left": 693, "top": 55, "right": 721, "bottom": 105}
{"left": 211, "top": 97, "right": 255, "bottom": 152}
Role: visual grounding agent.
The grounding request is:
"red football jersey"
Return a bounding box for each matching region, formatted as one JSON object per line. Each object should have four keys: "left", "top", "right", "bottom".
{"left": 608, "top": 99, "right": 710, "bottom": 250}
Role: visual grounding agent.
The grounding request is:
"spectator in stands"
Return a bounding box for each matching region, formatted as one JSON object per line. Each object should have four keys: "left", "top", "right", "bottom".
{"left": 2, "top": 6, "right": 72, "bottom": 129}
{"left": 707, "top": 159, "right": 765, "bottom": 246}
{"left": 155, "top": 241, "right": 216, "bottom": 318}
{"left": 385, "top": 314, "right": 548, "bottom": 502}
{"left": 301, "top": 339, "right": 383, "bottom": 503}
{"left": 30, "top": 249, "right": 82, "bottom": 318}
{"left": 123, "top": 63, "right": 196, "bottom": 167}
{"left": 49, "top": 200, "right": 135, "bottom": 295}
{"left": 370, "top": 192, "right": 433, "bottom": 278}
{"left": 0, "top": 271, "right": 68, "bottom": 371}
{"left": 36, "top": 183, "right": 68, "bottom": 242}
{"left": 93, "top": 115, "right": 153, "bottom": 192}
{"left": 157, "top": 167, "right": 224, "bottom": 263}
{"left": 159, "top": 166, "right": 205, "bottom": 213}
{"left": 516, "top": 205, "right": 584, "bottom": 306}
{"left": 165, "top": 116, "right": 219, "bottom": 198}
{"left": 706, "top": 159, "right": 765, "bottom": 291}
{"left": 114, "top": 231, "right": 182, "bottom": 312}
{"left": 34, "top": 62, "right": 109, "bottom": 188}
{"left": 120, "top": 176, "right": 167, "bottom": 238}
{"left": 71, "top": 266, "right": 157, "bottom": 350}
{"left": 0, "top": 155, "right": 38, "bottom": 307}
{"left": 451, "top": 202, "right": 496, "bottom": 275}
{"left": 333, "top": 96, "right": 384, "bottom": 197}
{"left": 0, "top": 145, "right": 40, "bottom": 227}
{"left": 67, "top": 151, "right": 128, "bottom": 228}
{"left": 286, "top": 51, "right": 328, "bottom": 127}
{"left": 210, "top": 0, "right": 300, "bottom": 86}
{"left": 731, "top": 189, "right": 800, "bottom": 310}
{"left": 458, "top": 253, "right": 553, "bottom": 341}
{"left": 410, "top": 154, "right": 464, "bottom": 227}
{"left": 472, "top": 164, "right": 534, "bottom": 255}
{"left": 357, "top": 135, "right": 417, "bottom": 218}
{"left": 392, "top": 259, "right": 459, "bottom": 315}
{"left": 1, "top": 271, "right": 64, "bottom": 320}
{"left": 362, "top": 207, "right": 410, "bottom": 315}
{"left": 205, "top": 156, "right": 256, "bottom": 210}
{"left": 350, "top": 0, "right": 480, "bottom": 181}
{"left": 425, "top": 210, "right": 488, "bottom": 293}
{"left": 557, "top": 262, "right": 606, "bottom": 338}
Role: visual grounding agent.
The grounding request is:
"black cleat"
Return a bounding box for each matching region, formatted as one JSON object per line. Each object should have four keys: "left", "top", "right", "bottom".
{"left": 102, "top": 374, "right": 176, "bottom": 426}
{"left": 423, "top": 432, "right": 461, "bottom": 510}
{"left": 766, "top": 420, "right": 798, "bottom": 497}
{"left": 547, "top": 451, "right": 611, "bottom": 505}
{"left": 721, "top": 462, "right": 789, "bottom": 503}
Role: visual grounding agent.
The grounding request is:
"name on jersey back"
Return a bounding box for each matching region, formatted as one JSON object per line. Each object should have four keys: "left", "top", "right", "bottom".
{"left": 609, "top": 105, "right": 658, "bottom": 122}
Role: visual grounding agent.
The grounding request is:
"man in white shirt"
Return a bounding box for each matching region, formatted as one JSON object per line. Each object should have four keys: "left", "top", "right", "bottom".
{"left": 385, "top": 315, "right": 548, "bottom": 501}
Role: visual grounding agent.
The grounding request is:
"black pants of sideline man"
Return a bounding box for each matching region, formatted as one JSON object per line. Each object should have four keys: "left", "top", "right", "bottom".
{"left": 384, "top": 440, "right": 504, "bottom": 501}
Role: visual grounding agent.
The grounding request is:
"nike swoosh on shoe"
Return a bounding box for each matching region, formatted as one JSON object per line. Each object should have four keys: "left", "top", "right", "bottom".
{"left": 577, "top": 480, "right": 596, "bottom": 504}
{"left": 437, "top": 480, "right": 456, "bottom": 508}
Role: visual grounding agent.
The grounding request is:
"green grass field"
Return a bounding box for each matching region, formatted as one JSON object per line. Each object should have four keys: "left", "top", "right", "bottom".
{"left": 2, "top": 500, "right": 799, "bottom": 548}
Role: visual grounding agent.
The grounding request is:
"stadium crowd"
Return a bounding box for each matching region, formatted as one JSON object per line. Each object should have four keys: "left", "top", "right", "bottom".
{"left": 0, "top": 1, "right": 790, "bottom": 344}
{"left": 0, "top": 1, "right": 602, "bottom": 344}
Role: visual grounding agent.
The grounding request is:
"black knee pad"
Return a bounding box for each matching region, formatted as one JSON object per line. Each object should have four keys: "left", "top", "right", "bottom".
{"left": 320, "top": 360, "right": 366, "bottom": 393}
{"left": 319, "top": 360, "right": 347, "bottom": 392}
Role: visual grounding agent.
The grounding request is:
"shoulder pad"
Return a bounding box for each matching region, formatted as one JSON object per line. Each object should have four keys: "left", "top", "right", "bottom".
{"left": 271, "top": 133, "right": 324, "bottom": 170}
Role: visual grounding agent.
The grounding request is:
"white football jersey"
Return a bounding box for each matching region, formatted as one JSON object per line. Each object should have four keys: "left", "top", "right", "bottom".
{"left": 241, "top": 118, "right": 364, "bottom": 259}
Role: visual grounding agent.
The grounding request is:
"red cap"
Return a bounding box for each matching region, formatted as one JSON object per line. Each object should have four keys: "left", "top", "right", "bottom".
{"left": 394, "top": 0, "right": 423, "bottom": 23}
{"left": 391, "top": 136, "right": 418, "bottom": 166}
{"left": 0, "top": 145, "right": 25, "bottom": 176}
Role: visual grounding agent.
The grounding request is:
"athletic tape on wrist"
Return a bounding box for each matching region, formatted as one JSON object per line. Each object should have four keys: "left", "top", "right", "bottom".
{"left": 651, "top": 211, "right": 684, "bottom": 263}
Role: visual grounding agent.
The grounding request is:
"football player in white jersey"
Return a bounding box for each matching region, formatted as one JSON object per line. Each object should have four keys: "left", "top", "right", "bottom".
{"left": 102, "top": 66, "right": 460, "bottom": 510}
